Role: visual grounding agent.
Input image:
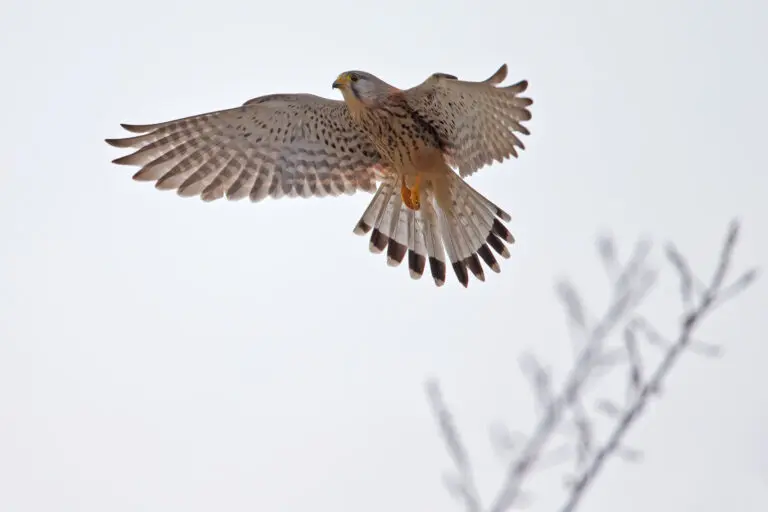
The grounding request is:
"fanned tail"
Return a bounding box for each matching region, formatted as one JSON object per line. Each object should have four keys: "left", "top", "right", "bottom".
{"left": 353, "top": 172, "right": 514, "bottom": 287}
{"left": 436, "top": 172, "right": 515, "bottom": 286}
{"left": 353, "top": 175, "right": 447, "bottom": 286}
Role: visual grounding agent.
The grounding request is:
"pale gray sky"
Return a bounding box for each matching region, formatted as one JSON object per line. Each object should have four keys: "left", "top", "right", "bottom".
{"left": 1, "top": 0, "right": 766, "bottom": 510}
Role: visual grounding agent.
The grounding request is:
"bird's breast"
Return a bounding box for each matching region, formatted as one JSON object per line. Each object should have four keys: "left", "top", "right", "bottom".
{"left": 357, "top": 105, "right": 443, "bottom": 173}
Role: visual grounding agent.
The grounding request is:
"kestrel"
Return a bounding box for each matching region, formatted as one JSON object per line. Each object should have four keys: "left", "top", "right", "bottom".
{"left": 105, "top": 64, "right": 533, "bottom": 287}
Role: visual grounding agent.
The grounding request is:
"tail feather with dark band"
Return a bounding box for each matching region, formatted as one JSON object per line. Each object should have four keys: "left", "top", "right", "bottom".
{"left": 353, "top": 173, "right": 514, "bottom": 287}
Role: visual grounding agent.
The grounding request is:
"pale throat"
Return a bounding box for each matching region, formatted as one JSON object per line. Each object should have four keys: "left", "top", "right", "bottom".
{"left": 340, "top": 89, "right": 370, "bottom": 119}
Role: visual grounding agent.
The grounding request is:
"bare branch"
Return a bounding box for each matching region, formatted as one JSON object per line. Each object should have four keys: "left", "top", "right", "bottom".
{"left": 427, "top": 219, "right": 756, "bottom": 512}
{"left": 594, "top": 347, "right": 626, "bottom": 368}
{"left": 708, "top": 219, "right": 739, "bottom": 293}
{"left": 488, "top": 423, "right": 526, "bottom": 461}
{"left": 630, "top": 316, "right": 670, "bottom": 349}
{"left": 425, "top": 379, "right": 482, "bottom": 512}
{"left": 664, "top": 244, "right": 699, "bottom": 310}
{"left": 595, "top": 399, "right": 623, "bottom": 418}
{"left": 614, "top": 238, "right": 653, "bottom": 293}
{"left": 614, "top": 445, "right": 643, "bottom": 463}
{"left": 559, "top": 219, "right": 757, "bottom": 512}
{"left": 570, "top": 398, "right": 594, "bottom": 471}
{"left": 623, "top": 325, "right": 644, "bottom": 396}
{"left": 487, "top": 250, "right": 656, "bottom": 512}
{"left": 687, "top": 340, "right": 723, "bottom": 358}
{"left": 710, "top": 268, "right": 759, "bottom": 309}
{"left": 596, "top": 233, "right": 619, "bottom": 282}
{"left": 519, "top": 353, "right": 554, "bottom": 415}
{"left": 556, "top": 280, "right": 589, "bottom": 332}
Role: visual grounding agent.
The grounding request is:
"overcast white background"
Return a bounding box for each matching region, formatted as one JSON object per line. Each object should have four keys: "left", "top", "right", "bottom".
{"left": 1, "top": 0, "right": 766, "bottom": 510}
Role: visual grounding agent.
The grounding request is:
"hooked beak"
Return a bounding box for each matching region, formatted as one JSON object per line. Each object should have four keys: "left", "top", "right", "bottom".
{"left": 332, "top": 74, "right": 350, "bottom": 89}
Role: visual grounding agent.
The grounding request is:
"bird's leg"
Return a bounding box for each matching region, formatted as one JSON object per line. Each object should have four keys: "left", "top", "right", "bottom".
{"left": 401, "top": 175, "right": 421, "bottom": 210}
{"left": 410, "top": 175, "right": 421, "bottom": 210}
{"left": 400, "top": 176, "right": 415, "bottom": 209}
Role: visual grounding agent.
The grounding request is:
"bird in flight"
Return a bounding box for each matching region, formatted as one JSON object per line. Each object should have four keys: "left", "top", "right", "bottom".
{"left": 105, "top": 64, "right": 533, "bottom": 287}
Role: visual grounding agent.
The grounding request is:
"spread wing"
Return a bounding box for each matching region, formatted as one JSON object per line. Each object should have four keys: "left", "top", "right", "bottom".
{"left": 105, "top": 93, "right": 387, "bottom": 202}
{"left": 404, "top": 64, "right": 533, "bottom": 178}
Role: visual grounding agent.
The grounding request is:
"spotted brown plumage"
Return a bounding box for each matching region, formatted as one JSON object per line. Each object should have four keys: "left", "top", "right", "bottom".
{"left": 105, "top": 64, "right": 532, "bottom": 287}
{"left": 107, "top": 94, "right": 384, "bottom": 201}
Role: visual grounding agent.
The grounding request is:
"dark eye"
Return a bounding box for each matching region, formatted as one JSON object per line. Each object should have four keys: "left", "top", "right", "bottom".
{"left": 350, "top": 74, "right": 359, "bottom": 82}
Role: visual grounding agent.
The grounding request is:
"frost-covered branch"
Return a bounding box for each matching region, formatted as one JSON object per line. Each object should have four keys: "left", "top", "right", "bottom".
{"left": 559, "top": 220, "right": 757, "bottom": 512}
{"left": 426, "top": 219, "right": 757, "bottom": 512}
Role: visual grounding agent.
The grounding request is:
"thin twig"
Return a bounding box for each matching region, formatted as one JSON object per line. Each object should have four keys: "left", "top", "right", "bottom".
{"left": 427, "top": 220, "right": 755, "bottom": 512}
{"left": 559, "top": 220, "right": 756, "bottom": 512}
{"left": 426, "top": 379, "right": 483, "bottom": 512}
{"left": 487, "top": 244, "right": 655, "bottom": 512}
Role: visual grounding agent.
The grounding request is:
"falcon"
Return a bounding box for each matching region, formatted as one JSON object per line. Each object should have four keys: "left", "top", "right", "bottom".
{"left": 105, "top": 64, "right": 533, "bottom": 287}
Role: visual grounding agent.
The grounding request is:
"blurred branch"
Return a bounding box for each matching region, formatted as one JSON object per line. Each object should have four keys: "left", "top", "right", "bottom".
{"left": 559, "top": 219, "right": 757, "bottom": 512}
{"left": 426, "top": 219, "right": 757, "bottom": 512}
{"left": 426, "top": 380, "right": 483, "bottom": 512}
{"left": 519, "top": 353, "right": 555, "bottom": 416}
{"left": 486, "top": 237, "right": 656, "bottom": 512}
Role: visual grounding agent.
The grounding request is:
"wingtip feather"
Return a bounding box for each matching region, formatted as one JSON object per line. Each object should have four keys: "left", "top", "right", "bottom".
{"left": 484, "top": 63, "right": 508, "bottom": 85}
{"left": 112, "top": 154, "right": 136, "bottom": 165}
{"left": 105, "top": 138, "right": 128, "bottom": 148}
{"left": 120, "top": 122, "right": 158, "bottom": 134}
{"left": 506, "top": 79, "right": 529, "bottom": 94}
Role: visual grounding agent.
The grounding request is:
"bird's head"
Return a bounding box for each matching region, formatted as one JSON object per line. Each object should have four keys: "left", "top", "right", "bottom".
{"left": 332, "top": 70, "right": 396, "bottom": 106}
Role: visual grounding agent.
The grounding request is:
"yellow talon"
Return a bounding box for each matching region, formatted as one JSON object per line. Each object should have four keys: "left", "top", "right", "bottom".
{"left": 401, "top": 180, "right": 412, "bottom": 209}
{"left": 411, "top": 177, "right": 421, "bottom": 210}
{"left": 401, "top": 176, "right": 421, "bottom": 211}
